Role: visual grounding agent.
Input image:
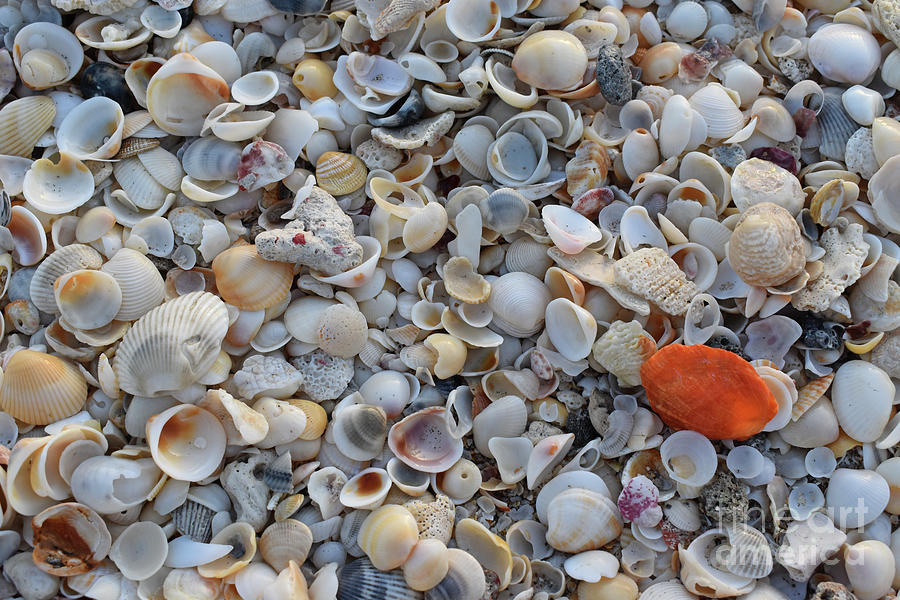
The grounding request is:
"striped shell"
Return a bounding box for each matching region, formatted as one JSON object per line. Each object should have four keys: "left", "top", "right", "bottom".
{"left": 28, "top": 244, "right": 103, "bottom": 314}
{"left": 338, "top": 557, "right": 423, "bottom": 600}
{"left": 0, "top": 96, "right": 56, "bottom": 157}
{"left": 211, "top": 244, "right": 293, "bottom": 311}
{"left": 315, "top": 151, "right": 367, "bottom": 196}
{"left": 0, "top": 350, "right": 87, "bottom": 425}
{"left": 100, "top": 248, "right": 166, "bottom": 321}
{"left": 793, "top": 373, "right": 834, "bottom": 420}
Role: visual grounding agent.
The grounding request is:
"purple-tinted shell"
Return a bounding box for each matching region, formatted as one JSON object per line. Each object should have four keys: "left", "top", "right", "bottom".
{"left": 572, "top": 187, "right": 614, "bottom": 220}
{"left": 617, "top": 475, "right": 662, "bottom": 527}
{"left": 749, "top": 146, "right": 798, "bottom": 175}
{"left": 793, "top": 107, "right": 816, "bottom": 138}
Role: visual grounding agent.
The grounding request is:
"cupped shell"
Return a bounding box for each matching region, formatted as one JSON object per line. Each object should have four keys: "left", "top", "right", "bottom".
{"left": 212, "top": 244, "right": 293, "bottom": 311}
{"left": 388, "top": 406, "right": 464, "bottom": 473}
{"left": 146, "top": 404, "right": 226, "bottom": 482}
{"left": 0, "top": 350, "right": 87, "bottom": 425}
{"left": 146, "top": 53, "right": 230, "bottom": 135}
{"left": 32, "top": 502, "right": 111, "bottom": 576}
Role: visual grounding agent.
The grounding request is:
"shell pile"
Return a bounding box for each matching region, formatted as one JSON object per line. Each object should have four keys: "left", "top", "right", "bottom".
{"left": 3, "top": 0, "right": 900, "bottom": 599}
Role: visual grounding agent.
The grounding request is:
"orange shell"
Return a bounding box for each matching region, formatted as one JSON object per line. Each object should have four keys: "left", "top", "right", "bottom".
{"left": 640, "top": 344, "right": 778, "bottom": 440}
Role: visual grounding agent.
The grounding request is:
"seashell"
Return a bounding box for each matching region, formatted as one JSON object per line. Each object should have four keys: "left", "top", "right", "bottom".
{"left": 545, "top": 298, "right": 597, "bottom": 361}
{"left": 358, "top": 503, "right": 419, "bottom": 571}
{"left": 489, "top": 436, "right": 532, "bottom": 484}
{"left": 8, "top": 205, "right": 47, "bottom": 267}
{"left": 844, "top": 540, "right": 894, "bottom": 600}
{"left": 56, "top": 96, "right": 124, "bottom": 160}
{"left": 181, "top": 137, "right": 242, "bottom": 182}
{"left": 99, "top": 248, "right": 165, "bottom": 321}
{"left": 340, "top": 468, "right": 392, "bottom": 509}
{"left": 109, "top": 520, "right": 168, "bottom": 581}
{"left": 512, "top": 31, "right": 589, "bottom": 91}
{"left": 389, "top": 406, "right": 463, "bottom": 472}
{"left": 230, "top": 71, "right": 279, "bottom": 106}
{"left": 688, "top": 83, "right": 744, "bottom": 140}
{"left": 592, "top": 320, "right": 656, "bottom": 387}
{"left": 455, "top": 518, "right": 512, "bottom": 590}
{"left": 679, "top": 530, "right": 755, "bottom": 597}
{"left": 22, "top": 152, "right": 95, "bottom": 215}
{"left": 32, "top": 502, "right": 111, "bottom": 576}
{"left": 728, "top": 202, "right": 806, "bottom": 288}
{"left": 12, "top": 23, "right": 83, "bottom": 90}
{"left": 259, "top": 520, "right": 313, "bottom": 572}
{"left": 147, "top": 404, "right": 226, "bottom": 482}
{"left": 504, "top": 237, "right": 554, "bottom": 280}
{"left": 69, "top": 455, "right": 160, "bottom": 514}
{"left": 566, "top": 139, "right": 612, "bottom": 199}
{"left": 0, "top": 350, "right": 87, "bottom": 425}
{"left": 731, "top": 158, "right": 804, "bottom": 216}
{"left": 488, "top": 271, "right": 552, "bottom": 337}
{"left": 442, "top": 256, "right": 490, "bottom": 304}
{"left": 826, "top": 468, "right": 889, "bottom": 528}
{"left": 403, "top": 202, "right": 448, "bottom": 253}
{"left": 197, "top": 522, "right": 258, "bottom": 578}
{"left": 74, "top": 16, "right": 152, "bottom": 50}
{"left": 163, "top": 567, "right": 224, "bottom": 600}
{"left": 316, "top": 151, "right": 367, "bottom": 196}
{"left": 387, "top": 456, "right": 431, "bottom": 497}
{"left": 146, "top": 53, "right": 230, "bottom": 136}
{"left": 808, "top": 24, "right": 880, "bottom": 84}
{"left": 53, "top": 269, "right": 121, "bottom": 330}
{"left": 641, "top": 344, "right": 778, "bottom": 440}
{"left": 527, "top": 433, "right": 575, "bottom": 489}
{"left": 113, "top": 157, "right": 171, "bottom": 210}
{"left": 614, "top": 247, "right": 699, "bottom": 316}
{"left": 114, "top": 291, "right": 229, "bottom": 397}
{"left": 452, "top": 125, "right": 493, "bottom": 179}
{"left": 545, "top": 487, "right": 622, "bottom": 552}
{"left": 841, "top": 85, "right": 884, "bottom": 127}
{"left": 333, "top": 403, "right": 388, "bottom": 461}
{"left": 622, "top": 128, "right": 659, "bottom": 181}
{"left": 831, "top": 360, "right": 893, "bottom": 442}
{"left": 427, "top": 548, "right": 486, "bottom": 600}
{"left": 659, "top": 430, "right": 717, "bottom": 488}
{"left": 472, "top": 395, "right": 528, "bottom": 457}
{"left": 212, "top": 244, "right": 293, "bottom": 311}
{"left": 403, "top": 538, "right": 449, "bottom": 592}
{"left": 0, "top": 96, "right": 56, "bottom": 157}
{"left": 339, "top": 557, "right": 424, "bottom": 600}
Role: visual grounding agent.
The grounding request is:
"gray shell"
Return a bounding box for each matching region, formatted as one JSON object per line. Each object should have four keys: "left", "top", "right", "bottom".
{"left": 338, "top": 558, "right": 423, "bottom": 600}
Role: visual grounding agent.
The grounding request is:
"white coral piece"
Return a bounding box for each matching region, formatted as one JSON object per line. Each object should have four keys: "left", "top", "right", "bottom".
{"left": 233, "top": 354, "right": 303, "bottom": 400}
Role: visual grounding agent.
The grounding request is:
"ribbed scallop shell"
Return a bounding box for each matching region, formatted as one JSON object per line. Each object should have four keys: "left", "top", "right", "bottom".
{"left": 545, "top": 487, "right": 622, "bottom": 553}
{"left": 688, "top": 83, "right": 744, "bottom": 140}
{"left": 0, "top": 96, "right": 56, "bottom": 157}
{"left": 182, "top": 137, "right": 242, "bottom": 181}
{"left": 727, "top": 202, "right": 806, "bottom": 288}
{"left": 172, "top": 500, "right": 214, "bottom": 542}
{"left": 0, "top": 350, "right": 87, "bottom": 425}
{"left": 137, "top": 146, "right": 184, "bottom": 191}
{"left": 113, "top": 156, "right": 170, "bottom": 210}
{"left": 723, "top": 523, "right": 773, "bottom": 579}
{"left": 29, "top": 244, "right": 103, "bottom": 314}
{"left": 818, "top": 88, "right": 858, "bottom": 161}
{"left": 259, "top": 520, "right": 313, "bottom": 572}
{"left": 332, "top": 404, "right": 388, "bottom": 461}
{"left": 113, "top": 291, "right": 229, "bottom": 397}
{"left": 639, "top": 581, "right": 698, "bottom": 600}
{"left": 504, "top": 237, "right": 553, "bottom": 279}
{"left": 488, "top": 271, "right": 552, "bottom": 337}
{"left": 211, "top": 244, "right": 293, "bottom": 311}
{"left": 100, "top": 248, "right": 166, "bottom": 321}
{"left": 339, "top": 557, "right": 423, "bottom": 600}
{"left": 316, "top": 151, "right": 367, "bottom": 196}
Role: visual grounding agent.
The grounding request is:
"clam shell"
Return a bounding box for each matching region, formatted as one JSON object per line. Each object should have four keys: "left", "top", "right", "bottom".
{"left": 109, "top": 521, "right": 168, "bottom": 581}
{"left": 172, "top": 500, "right": 214, "bottom": 543}
{"left": 54, "top": 269, "right": 122, "bottom": 330}
{"left": 545, "top": 298, "right": 597, "bottom": 361}
{"left": 688, "top": 83, "right": 744, "bottom": 140}
{"left": 340, "top": 467, "right": 392, "bottom": 509}
{"left": 545, "top": 487, "right": 622, "bottom": 553}
{"left": 12, "top": 22, "right": 83, "bottom": 90}
{"left": 831, "top": 360, "right": 893, "bottom": 442}
{"left": 358, "top": 504, "right": 419, "bottom": 571}
{"left": 212, "top": 244, "right": 293, "bottom": 311}
{"left": 100, "top": 248, "right": 166, "bottom": 321}
{"left": 0, "top": 350, "right": 86, "bottom": 425}
{"left": 316, "top": 151, "right": 367, "bottom": 196}
{"left": 427, "top": 548, "right": 486, "bottom": 600}
{"left": 511, "top": 30, "right": 588, "bottom": 91}
{"left": 455, "top": 518, "right": 513, "bottom": 590}
{"left": 472, "top": 395, "right": 528, "bottom": 457}
{"left": 486, "top": 272, "right": 550, "bottom": 336}
{"left": 808, "top": 24, "right": 880, "bottom": 85}
{"left": 197, "top": 522, "right": 258, "bottom": 578}
{"left": 23, "top": 152, "right": 94, "bottom": 215}
{"left": 56, "top": 96, "right": 124, "bottom": 160}
{"left": 826, "top": 468, "right": 889, "bottom": 528}
{"left": 32, "top": 502, "right": 111, "bottom": 576}
{"left": 403, "top": 539, "right": 449, "bottom": 592}
{"left": 70, "top": 456, "right": 160, "bottom": 515}
{"left": 259, "top": 520, "right": 313, "bottom": 572}
{"left": 113, "top": 291, "right": 229, "bottom": 397}
{"left": 659, "top": 430, "right": 717, "bottom": 487}
{"left": 146, "top": 53, "right": 230, "bottom": 136}
{"left": 389, "top": 406, "right": 463, "bottom": 472}
{"left": 333, "top": 403, "right": 388, "bottom": 461}
{"left": 147, "top": 404, "right": 226, "bottom": 482}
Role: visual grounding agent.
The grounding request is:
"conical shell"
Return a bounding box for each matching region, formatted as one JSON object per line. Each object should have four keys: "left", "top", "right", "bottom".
{"left": 113, "top": 291, "right": 229, "bottom": 397}
{"left": 28, "top": 244, "right": 103, "bottom": 314}
{"left": 259, "top": 520, "right": 313, "bottom": 572}
{"left": 146, "top": 404, "right": 226, "bottom": 482}
{"left": 0, "top": 96, "right": 56, "bottom": 157}
{"left": 0, "top": 350, "right": 86, "bottom": 425}
{"left": 101, "top": 248, "right": 166, "bottom": 321}
{"left": 212, "top": 244, "right": 293, "bottom": 311}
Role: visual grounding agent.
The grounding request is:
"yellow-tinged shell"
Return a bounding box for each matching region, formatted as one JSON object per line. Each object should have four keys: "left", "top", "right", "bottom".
{"left": 810, "top": 178, "right": 856, "bottom": 226}
{"left": 577, "top": 574, "right": 640, "bottom": 600}
{"left": 592, "top": 320, "right": 656, "bottom": 387}
{"left": 443, "top": 256, "right": 491, "bottom": 304}
{"left": 403, "top": 539, "right": 450, "bottom": 592}
{"left": 0, "top": 96, "right": 56, "bottom": 157}
{"left": 455, "top": 518, "right": 513, "bottom": 590}
{"left": 793, "top": 374, "right": 834, "bottom": 420}
{"left": 358, "top": 504, "right": 419, "bottom": 571}
{"left": 403, "top": 202, "right": 448, "bottom": 253}
{"left": 211, "top": 244, "right": 293, "bottom": 311}
{"left": 315, "top": 151, "right": 367, "bottom": 196}
{"left": 292, "top": 59, "right": 338, "bottom": 100}
{"left": 511, "top": 30, "right": 589, "bottom": 91}
{"left": 197, "top": 522, "right": 257, "bottom": 578}
{"left": 259, "top": 520, "right": 313, "bottom": 572}
{"left": 566, "top": 140, "right": 611, "bottom": 199}
{"left": 289, "top": 399, "right": 328, "bottom": 440}
{"left": 424, "top": 333, "right": 467, "bottom": 379}
{"left": 727, "top": 202, "right": 806, "bottom": 288}
{"left": 0, "top": 350, "right": 87, "bottom": 425}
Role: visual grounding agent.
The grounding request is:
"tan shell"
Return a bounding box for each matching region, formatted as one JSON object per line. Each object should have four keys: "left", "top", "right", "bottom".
{"left": 614, "top": 247, "right": 699, "bottom": 316}
{"left": 566, "top": 140, "right": 611, "bottom": 199}
{"left": 32, "top": 502, "right": 111, "bottom": 576}
{"left": 443, "top": 256, "right": 491, "bottom": 304}
{"left": 212, "top": 244, "right": 293, "bottom": 311}
{"left": 29, "top": 244, "right": 103, "bottom": 314}
{"left": 259, "top": 520, "right": 313, "bottom": 572}
{"left": 197, "top": 522, "right": 257, "bottom": 578}
{"left": 403, "top": 539, "right": 450, "bottom": 592}
{"left": 315, "top": 151, "right": 367, "bottom": 196}
{"left": 146, "top": 53, "right": 230, "bottom": 136}
{"left": 591, "top": 320, "right": 656, "bottom": 387}
{"left": 727, "top": 202, "right": 806, "bottom": 288}
{"left": 0, "top": 350, "right": 87, "bottom": 425}
{"left": 545, "top": 487, "right": 622, "bottom": 553}
{"left": 358, "top": 504, "right": 419, "bottom": 570}
{"left": 0, "top": 96, "right": 56, "bottom": 157}
{"left": 316, "top": 304, "right": 369, "bottom": 358}
{"left": 511, "top": 30, "right": 589, "bottom": 91}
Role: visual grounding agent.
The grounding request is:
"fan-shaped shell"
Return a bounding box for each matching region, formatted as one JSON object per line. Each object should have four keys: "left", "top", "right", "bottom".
{"left": 113, "top": 291, "right": 229, "bottom": 397}
{"left": 0, "top": 96, "right": 56, "bottom": 157}
{"left": 54, "top": 269, "right": 122, "bottom": 330}
{"left": 0, "top": 350, "right": 86, "bottom": 425}
{"left": 29, "top": 244, "right": 103, "bottom": 314}
{"left": 545, "top": 487, "right": 622, "bottom": 553}
{"left": 100, "top": 248, "right": 166, "bottom": 321}
{"left": 640, "top": 344, "right": 778, "bottom": 440}
{"left": 388, "top": 407, "right": 464, "bottom": 473}
{"left": 831, "top": 360, "right": 894, "bottom": 442}
{"left": 259, "top": 520, "right": 313, "bottom": 572}
{"left": 211, "top": 244, "right": 293, "bottom": 311}
{"left": 688, "top": 83, "right": 744, "bottom": 140}
{"left": 338, "top": 557, "right": 424, "bottom": 600}
{"left": 488, "top": 271, "right": 552, "bottom": 337}
{"left": 332, "top": 403, "right": 388, "bottom": 461}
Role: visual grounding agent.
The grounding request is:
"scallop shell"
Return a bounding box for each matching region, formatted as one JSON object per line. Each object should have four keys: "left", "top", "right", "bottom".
{"left": 826, "top": 468, "right": 889, "bottom": 529}
{"left": 0, "top": 96, "right": 56, "bottom": 157}
{"left": 338, "top": 557, "right": 424, "bottom": 600}
{"left": 259, "top": 520, "right": 313, "bottom": 572}
{"left": 688, "top": 83, "right": 744, "bottom": 140}
{"left": 212, "top": 244, "right": 293, "bottom": 311}
{"left": 545, "top": 487, "right": 622, "bottom": 553}
{"left": 113, "top": 291, "right": 229, "bottom": 397}
{"left": 316, "top": 151, "right": 367, "bottom": 196}
{"left": 388, "top": 406, "right": 463, "bottom": 473}
{"left": 99, "top": 248, "right": 166, "bottom": 321}
{"left": 0, "top": 350, "right": 87, "bottom": 425}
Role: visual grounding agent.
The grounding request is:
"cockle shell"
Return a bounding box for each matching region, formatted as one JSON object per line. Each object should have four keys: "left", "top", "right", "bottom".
{"left": 641, "top": 344, "right": 778, "bottom": 440}
{"left": 316, "top": 152, "right": 367, "bottom": 196}
{"left": 212, "top": 244, "right": 293, "bottom": 311}
{"left": 488, "top": 271, "right": 552, "bottom": 337}
{"left": 0, "top": 350, "right": 87, "bottom": 425}
{"left": 0, "top": 95, "right": 55, "bottom": 157}
{"left": 259, "top": 520, "right": 313, "bottom": 572}
{"left": 512, "top": 31, "right": 589, "bottom": 91}
{"left": 831, "top": 360, "right": 894, "bottom": 442}
{"left": 807, "top": 24, "right": 880, "bottom": 84}
{"left": 358, "top": 504, "right": 419, "bottom": 571}
{"left": 545, "top": 487, "right": 622, "bottom": 553}
{"left": 728, "top": 202, "right": 806, "bottom": 287}
{"left": 113, "top": 291, "right": 229, "bottom": 397}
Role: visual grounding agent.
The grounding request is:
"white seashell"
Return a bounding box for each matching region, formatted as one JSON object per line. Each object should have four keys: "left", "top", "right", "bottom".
{"left": 826, "top": 468, "right": 889, "bottom": 529}
{"left": 658, "top": 94, "right": 693, "bottom": 159}
{"left": 688, "top": 83, "right": 745, "bottom": 140}
{"left": 70, "top": 456, "right": 161, "bottom": 514}
{"left": 472, "top": 395, "right": 528, "bottom": 458}
{"left": 165, "top": 536, "right": 232, "bottom": 568}
{"left": 100, "top": 248, "right": 166, "bottom": 321}
{"left": 110, "top": 521, "right": 168, "bottom": 581}
{"left": 622, "top": 128, "right": 659, "bottom": 180}
{"left": 147, "top": 404, "right": 225, "bottom": 482}
{"left": 807, "top": 24, "right": 880, "bottom": 85}
{"left": 114, "top": 291, "right": 229, "bottom": 397}
{"left": 332, "top": 403, "right": 387, "bottom": 461}
{"left": 715, "top": 59, "right": 763, "bottom": 108}
{"left": 340, "top": 467, "right": 392, "bottom": 509}
{"left": 56, "top": 96, "right": 124, "bottom": 160}
{"left": 308, "top": 466, "right": 348, "bottom": 520}
{"left": 679, "top": 530, "right": 755, "bottom": 597}
{"left": 536, "top": 471, "right": 611, "bottom": 524}
{"left": 620, "top": 205, "right": 667, "bottom": 254}
{"left": 146, "top": 53, "right": 230, "bottom": 136}
{"left": 488, "top": 272, "right": 552, "bottom": 337}
{"left": 842, "top": 85, "right": 884, "bottom": 126}
{"left": 564, "top": 550, "right": 618, "bottom": 583}
{"left": 659, "top": 430, "right": 717, "bottom": 488}
{"left": 398, "top": 52, "right": 446, "bottom": 83}
{"left": 22, "top": 152, "right": 95, "bottom": 215}
{"left": 386, "top": 457, "right": 430, "bottom": 496}
{"left": 445, "top": 0, "right": 501, "bottom": 42}
{"left": 831, "top": 360, "right": 894, "bottom": 442}
{"left": 231, "top": 70, "right": 279, "bottom": 106}
{"left": 726, "top": 445, "right": 764, "bottom": 480}
{"left": 545, "top": 487, "right": 622, "bottom": 553}
{"left": 12, "top": 22, "right": 84, "bottom": 90}
{"left": 845, "top": 540, "right": 895, "bottom": 600}
{"left": 488, "top": 436, "right": 532, "bottom": 484}
{"left": 545, "top": 298, "right": 597, "bottom": 361}
{"left": 527, "top": 433, "right": 574, "bottom": 489}
{"left": 201, "top": 102, "right": 275, "bottom": 142}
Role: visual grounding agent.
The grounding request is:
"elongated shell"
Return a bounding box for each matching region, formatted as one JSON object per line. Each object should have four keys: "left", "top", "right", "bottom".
{"left": 212, "top": 244, "right": 293, "bottom": 311}
{"left": 0, "top": 350, "right": 86, "bottom": 425}
{"left": 114, "top": 291, "right": 229, "bottom": 397}
{"left": 147, "top": 404, "right": 226, "bottom": 482}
